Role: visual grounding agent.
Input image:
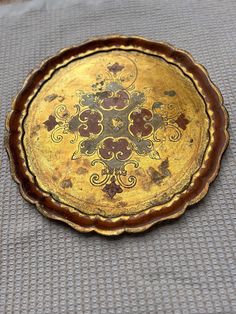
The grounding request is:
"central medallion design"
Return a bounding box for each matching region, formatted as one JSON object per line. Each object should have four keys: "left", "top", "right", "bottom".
{"left": 43, "top": 57, "right": 189, "bottom": 198}
{"left": 110, "top": 117, "right": 124, "bottom": 132}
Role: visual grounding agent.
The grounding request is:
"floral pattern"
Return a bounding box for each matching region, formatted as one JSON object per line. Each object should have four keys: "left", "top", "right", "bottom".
{"left": 43, "top": 59, "right": 190, "bottom": 198}
{"left": 99, "top": 138, "right": 132, "bottom": 161}
{"left": 129, "top": 108, "right": 153, "bottom": 137}
{"left": 101, "top": 90, "right": 129, "bottom": 110}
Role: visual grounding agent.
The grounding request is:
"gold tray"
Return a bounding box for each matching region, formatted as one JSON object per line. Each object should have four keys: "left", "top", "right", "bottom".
{"left": 6, "top": 36, "right": 229, "bottom": 235}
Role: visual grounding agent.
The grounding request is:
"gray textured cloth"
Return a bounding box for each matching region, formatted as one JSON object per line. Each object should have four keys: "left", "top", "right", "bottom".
{"left": 0, "top": 1, "right": 235, "bottom": 313}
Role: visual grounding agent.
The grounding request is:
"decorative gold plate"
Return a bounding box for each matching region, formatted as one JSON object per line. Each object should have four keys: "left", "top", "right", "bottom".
{"left": 6, "top": 36, "right": 229, "bottom": 235}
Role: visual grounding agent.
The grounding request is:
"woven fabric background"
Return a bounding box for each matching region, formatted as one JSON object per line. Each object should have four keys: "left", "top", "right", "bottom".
{"left": 0, "top": 0, "right": 235, "bottom": 313}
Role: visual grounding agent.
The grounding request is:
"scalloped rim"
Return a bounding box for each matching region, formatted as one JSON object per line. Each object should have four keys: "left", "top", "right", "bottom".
{"left": 5, "top": 35, "right": 229, "bottom": 235}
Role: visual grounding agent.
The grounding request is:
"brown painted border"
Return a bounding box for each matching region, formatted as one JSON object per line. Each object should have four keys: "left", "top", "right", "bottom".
{"left": 5, "top": 35, "right": 229, "bottom": 235}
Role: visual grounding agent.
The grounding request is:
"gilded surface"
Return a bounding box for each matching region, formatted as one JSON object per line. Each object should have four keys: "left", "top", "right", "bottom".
{"left": 23, "top": 50, "right": 209, "bottom": 217}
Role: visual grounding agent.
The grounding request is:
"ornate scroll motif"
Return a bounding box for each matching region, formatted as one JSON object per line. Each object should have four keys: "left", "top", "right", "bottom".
{"left": 43, "top": 58, "right": 190, "bottom": 198}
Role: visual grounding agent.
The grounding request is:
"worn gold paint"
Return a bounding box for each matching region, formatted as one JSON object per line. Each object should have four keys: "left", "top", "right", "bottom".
{"left": 23, "top": 50, "right": 209, "bottom": 218}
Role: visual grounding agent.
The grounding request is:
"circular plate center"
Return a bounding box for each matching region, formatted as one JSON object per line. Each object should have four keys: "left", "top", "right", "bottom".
{"left": 23, "top": 50, "right": 209, "bottom": 217}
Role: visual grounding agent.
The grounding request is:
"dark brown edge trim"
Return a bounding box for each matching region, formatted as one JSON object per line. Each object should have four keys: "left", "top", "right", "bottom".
{"left": 6, "top": 35, "right": 229, "bottom": 235}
